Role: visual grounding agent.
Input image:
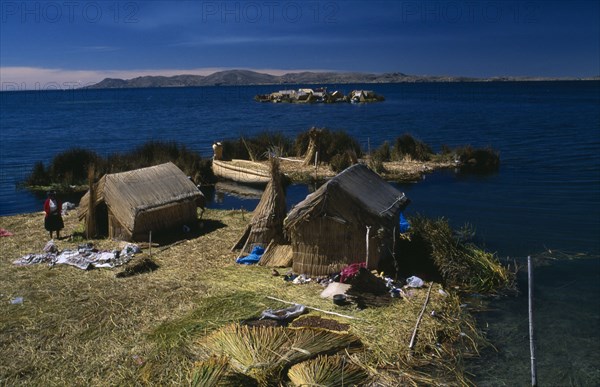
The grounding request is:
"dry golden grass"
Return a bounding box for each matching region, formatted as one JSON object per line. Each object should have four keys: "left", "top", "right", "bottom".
{"left": 287, "top": 354, "right": 369, "bottom": 386}
{"left": 1, "top": 209, "right": 486, "bottom": 386}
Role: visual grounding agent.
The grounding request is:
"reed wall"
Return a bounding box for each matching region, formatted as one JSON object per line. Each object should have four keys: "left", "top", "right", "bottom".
{"left": 290, "top": 217, "right": 385, "bottom": 276}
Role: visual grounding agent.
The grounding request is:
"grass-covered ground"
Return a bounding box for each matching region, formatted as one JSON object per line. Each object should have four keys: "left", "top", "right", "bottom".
{"left": 1, "top": 209, "right": 509, "bottom": 386}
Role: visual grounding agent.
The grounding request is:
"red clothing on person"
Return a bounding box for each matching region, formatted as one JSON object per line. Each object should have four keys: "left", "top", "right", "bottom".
{"left": 44, "top": 198, "right": 62, "bottom": 216}
{"left": 44, "top": 197, "right": 64, "bottom": 233}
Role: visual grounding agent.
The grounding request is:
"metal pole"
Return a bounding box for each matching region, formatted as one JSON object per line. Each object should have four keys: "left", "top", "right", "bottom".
{"left": 365, "top": 226, "right": 371, "bottom": 268}
{"left": 528, "top": 255, "right": 537, "bottom": 386}
{"left": 393, "top": 226, "right": 398, "bottom": 280}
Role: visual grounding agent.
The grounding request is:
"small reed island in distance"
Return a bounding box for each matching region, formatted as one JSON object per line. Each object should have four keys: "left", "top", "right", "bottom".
{"left": 255, "top": 87, "right": 385, "bottom": 103}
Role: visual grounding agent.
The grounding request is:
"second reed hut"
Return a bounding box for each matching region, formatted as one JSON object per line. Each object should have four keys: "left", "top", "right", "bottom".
{"left": 284, "top": 164, "right": 409, "bottom": 276}
{"left": 78, "top": 162, "right": 204, "bottom": 241}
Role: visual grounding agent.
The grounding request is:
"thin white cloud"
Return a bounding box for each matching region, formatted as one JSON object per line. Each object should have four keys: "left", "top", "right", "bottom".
{"left": 172, "top": 34, "right": 359, "bottom": 47}
{"left": 0, "top": 66, "right": 335, "bottom": 90}
{"left": 77, "top": 46, "right": 121, "bottom": 53}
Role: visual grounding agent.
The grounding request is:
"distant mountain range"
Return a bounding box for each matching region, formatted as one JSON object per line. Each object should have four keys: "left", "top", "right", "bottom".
{"left": 84, "top": 69, "right": 598, "bottom": 89}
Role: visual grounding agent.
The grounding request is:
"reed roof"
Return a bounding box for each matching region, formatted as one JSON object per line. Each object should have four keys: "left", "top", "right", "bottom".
{"left": 285, "top": 163, "right": 409, "bottom": 231}
{"left": 78, "top": 162, "right": 204, "bottom": 231}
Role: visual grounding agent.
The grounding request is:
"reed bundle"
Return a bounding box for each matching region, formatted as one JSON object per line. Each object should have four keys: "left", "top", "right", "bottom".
{"left": 232, "top": 156, "right": 287, "bottom": 255}
{"left": 203, "top": 324, "right": 360, "bottom": 385}
{"left": 288, "top": 354, "right": 369, "bottom": 386}
{"left": 191, "top": 356, "right": 255, "bottom": 387}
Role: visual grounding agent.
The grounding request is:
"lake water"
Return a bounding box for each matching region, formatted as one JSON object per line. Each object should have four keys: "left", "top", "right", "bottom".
{"left": 1, "top": 82, "right": 599, "bottom": 384}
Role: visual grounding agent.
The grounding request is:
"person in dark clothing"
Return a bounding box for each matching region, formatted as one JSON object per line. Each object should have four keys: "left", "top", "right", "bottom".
{"left": 44, "top": 191, "right": 64, "bottom": 239}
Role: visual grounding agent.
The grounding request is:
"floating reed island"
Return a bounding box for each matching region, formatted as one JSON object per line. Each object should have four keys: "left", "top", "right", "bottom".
{"left": 213, "top": 128, "right": 499, "bottom": 184}
{"left": 254, "top": 87, "right": 385, "bottom": 103}
{"left": 1, "top": 192, "right": 515, "bottom": 385}
{"left": 22, "top": 128, "right": 499, "bottom": 196}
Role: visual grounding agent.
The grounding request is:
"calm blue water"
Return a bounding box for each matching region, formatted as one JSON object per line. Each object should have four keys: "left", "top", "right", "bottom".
{"left": 2, "top": 82, "right": 597, "bottom": 256}
{"left": 1, "top": 82, "right": 599, "bottom": 384}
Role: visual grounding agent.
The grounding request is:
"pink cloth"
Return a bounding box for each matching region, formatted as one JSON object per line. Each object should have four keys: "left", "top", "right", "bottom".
{"left": 0, "top": 228, "right": 14, "bottom": 237}
{"left": 340, "top": 262, "right": 366, "bottom": 283}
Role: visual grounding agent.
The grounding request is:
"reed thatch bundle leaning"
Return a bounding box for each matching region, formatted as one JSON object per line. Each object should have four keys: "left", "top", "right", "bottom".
{"left": 232, "top": 157, "right": 287, "bottom": 255}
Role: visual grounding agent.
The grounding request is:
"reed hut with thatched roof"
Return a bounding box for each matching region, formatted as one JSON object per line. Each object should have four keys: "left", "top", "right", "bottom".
{"left": 284, "top": 163, "right": 409, "bottom": 276}
{"left": 232, "top": 158, "right": 288, "bottom": 257}
{"left": 78, "top": 162, "right": 204, "bottom": 241}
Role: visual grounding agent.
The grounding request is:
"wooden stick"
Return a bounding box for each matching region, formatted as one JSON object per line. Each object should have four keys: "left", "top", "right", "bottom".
{"left": 241, "top": 136, "right": 256, "bottom": 161}
{"left": 277, "top": 157, "right": 303, "bottom": 162}
{"left": 86, "top": 164, "right": 96, "bottom": 239}
{"left": 528, "top": 256, "right": 538, "bottom": 386}
{"left": 265, "top": 296, "right": 360, "bottom": 320}
{"left": 409, "top": 282, "right": 433, "bottom": 350}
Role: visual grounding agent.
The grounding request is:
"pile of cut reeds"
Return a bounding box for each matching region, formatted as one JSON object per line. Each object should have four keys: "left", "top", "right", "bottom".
{"left": 288, "top": 354, "right": 369, "bottom": 386}
{"left": 199, "top": 323, "right": 360, "bottom": 385}
{"left": 407, "top": 216, "right": 515, "bottom": 294}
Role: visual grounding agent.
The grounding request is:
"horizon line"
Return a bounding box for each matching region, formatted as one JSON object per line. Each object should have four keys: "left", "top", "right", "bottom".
{"left": 1, "top": 66, "right": 598, "bottom": 91}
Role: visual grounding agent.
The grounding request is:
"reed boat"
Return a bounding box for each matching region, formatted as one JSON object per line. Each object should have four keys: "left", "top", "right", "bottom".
{"left": 211, "top": 159, "right": 271, "bottom": 185}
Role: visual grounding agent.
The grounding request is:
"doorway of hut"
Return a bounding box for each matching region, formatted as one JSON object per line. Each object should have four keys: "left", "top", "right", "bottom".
{"left": 381, "top": 234, "right": 444, "bottom": 284}
{"left": 94, "top": 202, "right": 109, "bottom": 237}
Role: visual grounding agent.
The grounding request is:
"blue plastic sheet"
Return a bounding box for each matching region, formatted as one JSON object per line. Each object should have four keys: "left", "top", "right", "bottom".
{"left": 236, "top": 245, "right": 265, "bottom": 265}
{"left": 399, "top": 212, "right": 410, "bottom": 233}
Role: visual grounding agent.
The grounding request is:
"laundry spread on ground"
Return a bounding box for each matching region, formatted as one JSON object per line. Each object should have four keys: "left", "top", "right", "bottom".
{"left": 13, "top": 240, "right": 141, "bottom": 270}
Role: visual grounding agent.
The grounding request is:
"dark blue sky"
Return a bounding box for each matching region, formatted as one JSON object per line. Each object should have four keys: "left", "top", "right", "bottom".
{"left": 1, "top": 1, "right": 598, "bottom": 87}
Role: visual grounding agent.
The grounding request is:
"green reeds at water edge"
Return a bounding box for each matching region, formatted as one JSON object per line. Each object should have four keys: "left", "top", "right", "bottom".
{"left": 405, "top": 216, "right": 515, "bottom": 295}
{"left": 442, "top": 144, "right": 500, "bottom": 173}
{"left": 24, "top": 141, "right": 215, "bottom": 190}
{"left": 25, "top": 130, "right": 501, "bottom": 192}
